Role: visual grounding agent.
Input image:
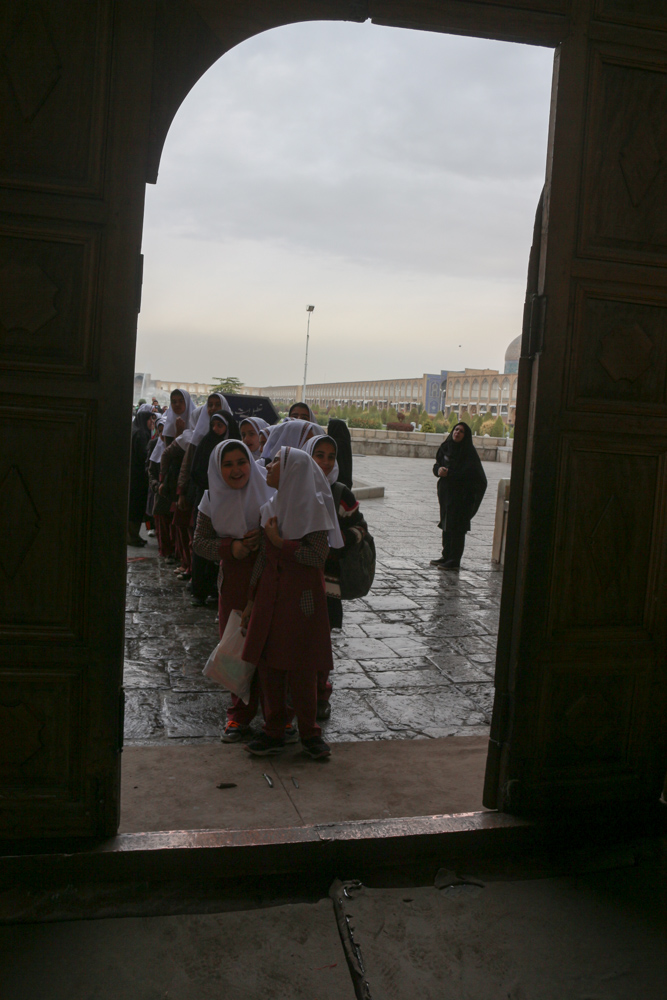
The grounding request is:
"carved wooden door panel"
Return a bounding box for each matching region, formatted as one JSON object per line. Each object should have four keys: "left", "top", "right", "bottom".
{"left": 485, "top": 4, "right": 667, "bottom": 812}
{"left": 0, "top": 2, "right": 155, "bottom": 838}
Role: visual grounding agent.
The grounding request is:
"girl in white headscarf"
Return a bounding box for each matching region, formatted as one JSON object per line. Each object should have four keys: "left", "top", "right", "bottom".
{"left": 239, "top": 417, "right": 268, "bottom": 460}
{"left": 303, "top": 434, "right": 369, "bottom": 716}
{"left": 261, "top": 418, "right": 325, "bottom": 463}
{"left": 241, "top": 447, "right": 342, "bottom": 760}
{"left": 193, "top": 440, "right": 274, "bottom": 741}
{"left": 288, "top": 401, "right": 317, "bottom": 422}
{"left": 162, "top": 389, "right": 195, "bottom": 440}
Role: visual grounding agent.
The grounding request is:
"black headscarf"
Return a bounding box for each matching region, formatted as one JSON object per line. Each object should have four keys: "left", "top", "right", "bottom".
{"left": 327, "top": 418, "right": 353, "bottom": 488}
{"left": 132, "top": 408, "right": 153, "bottom": 453}
{"left": 190, "top": 413, "right": 241, "bottom": 493}
{"left": 435, "top": 422, "right": 487, "bottom": 527}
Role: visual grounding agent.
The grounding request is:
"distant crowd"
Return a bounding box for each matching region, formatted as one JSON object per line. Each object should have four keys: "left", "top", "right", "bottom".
{"left": 129, "top": 392, "right": 366, "bottom": 759}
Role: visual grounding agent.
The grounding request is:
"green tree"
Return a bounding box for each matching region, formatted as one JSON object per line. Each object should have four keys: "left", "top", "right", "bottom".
{"left": 490, "top": 416, "right": 507, "bottom": 438}
{"left": 210, "top": 376, "right": 244, "bottom": 394}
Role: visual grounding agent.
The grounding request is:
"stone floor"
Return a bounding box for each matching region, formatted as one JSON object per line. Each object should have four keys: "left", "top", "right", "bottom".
{"left": 124, "top": 455, "right": 507, "bottom": 745}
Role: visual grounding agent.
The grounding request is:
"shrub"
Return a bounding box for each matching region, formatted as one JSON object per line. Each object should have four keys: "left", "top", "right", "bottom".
{"left": 489, "top": 416, "right": 507, "bottom": 437}
{"left": 421, "top": 419, "right": 435, "bottom": 433}
{"left": 348, "top": 413, "right": 383, "bottom": 429}
{"left": 433, "top": 419, "right": 447, "bottom": 434}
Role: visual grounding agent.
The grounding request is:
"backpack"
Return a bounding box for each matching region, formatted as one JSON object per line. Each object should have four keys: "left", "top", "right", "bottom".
{"left": 331, "top": 482, "right": 376, "bottom": 600}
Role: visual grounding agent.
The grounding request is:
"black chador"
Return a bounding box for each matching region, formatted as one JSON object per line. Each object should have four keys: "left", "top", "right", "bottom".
{"left": 431, "top": 422, "right": 487, "bottom": 569}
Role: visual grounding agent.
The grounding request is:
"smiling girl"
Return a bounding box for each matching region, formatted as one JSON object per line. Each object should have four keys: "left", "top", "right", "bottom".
{"left": 193, "top": 440, "right": 273, "bottom": 739}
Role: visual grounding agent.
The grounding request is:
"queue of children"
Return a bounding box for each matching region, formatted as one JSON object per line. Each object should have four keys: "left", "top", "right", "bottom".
{"left": 131, "top": 390, "right": 366, "bottom": 759}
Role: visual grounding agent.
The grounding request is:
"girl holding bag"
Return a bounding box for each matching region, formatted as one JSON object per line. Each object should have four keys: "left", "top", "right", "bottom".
{"left": 241, "top": 447, "right": 343, "bottom": 760}
{"left": 193, "top": 440, "right": 274, "bottom": 741}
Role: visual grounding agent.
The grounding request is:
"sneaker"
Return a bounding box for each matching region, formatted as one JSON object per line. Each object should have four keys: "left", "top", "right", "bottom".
{"left": 284, "top": 724, "right": 299, "bottom": 744}
{"left": 301, "top": 735, "right": 331, "bottom": 759}
{"left": 316, "top": 701, "right": 331, "bottom": 721}
{"left": 221, "top": 721, "right": 251, "bottom": 743}
{"left": 244, "top": 733, "right": 285, "bottom": 756}
{"left": 204, "top": 594, "right": 218, "bottom": 607}
{"left": 147, "top": 529, "right": 156, "bottom": 537}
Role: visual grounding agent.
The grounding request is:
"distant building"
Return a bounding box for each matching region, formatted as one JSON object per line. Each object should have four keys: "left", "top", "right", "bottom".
{"left": 443, "top": 338, "right": 521, "bottom": 424}
{"left": 245, "top": 374, "right": 444, "bottom": 412}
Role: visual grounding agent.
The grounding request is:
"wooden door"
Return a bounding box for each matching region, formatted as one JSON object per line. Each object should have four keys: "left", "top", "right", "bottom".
{"left": 0, "top": 1, "right": 155, "bottom": 838}
{"left": 485, "top": 3, "right": 667, "bottom": 812}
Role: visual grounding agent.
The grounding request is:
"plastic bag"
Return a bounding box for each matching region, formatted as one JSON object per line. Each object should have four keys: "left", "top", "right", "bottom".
{"left": 202, "top": 610, "right": 256, "bottom": 704}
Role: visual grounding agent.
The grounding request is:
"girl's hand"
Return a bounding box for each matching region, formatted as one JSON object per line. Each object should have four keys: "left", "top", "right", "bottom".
{"left": 243, "top": 528, "right": 260, "bottom": 551}
{"left": 264, "top": 517, "right": 283, "bottom": 549}
{"left": 438, "top": 467, "right": 448, "bottom": 477}
{"left": 240, "top": 600, "right": 253, "bottom": 631}
{"left": 158, "top": 483, "right": 166, "bottom": 495}
{"left": 177, "top": 495, "right": 188, "bottom": 511}
{"left": 231, "top": 539, "right": 249, "bottom": 560}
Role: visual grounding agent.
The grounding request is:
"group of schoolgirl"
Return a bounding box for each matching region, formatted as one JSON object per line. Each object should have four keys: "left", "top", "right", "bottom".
{"left": 151, "top": 393, "right": 366, "bottom": 759}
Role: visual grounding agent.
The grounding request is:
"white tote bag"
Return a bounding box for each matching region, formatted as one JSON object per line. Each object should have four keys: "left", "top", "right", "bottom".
{"left": 202, "top": 610, "right": 256, "bottom": 705}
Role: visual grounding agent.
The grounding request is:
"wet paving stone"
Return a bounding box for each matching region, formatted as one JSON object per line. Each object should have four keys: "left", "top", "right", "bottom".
{"left": 124, "top": 456, "right": 507, "bottom": 744}
{"left": 162, "top": 691, "right": 230, "bottom": 738}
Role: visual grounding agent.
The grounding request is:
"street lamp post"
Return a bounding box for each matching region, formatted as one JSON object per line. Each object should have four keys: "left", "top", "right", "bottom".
{"left": 302, "top": 305, "right": 314, "bottom": 404}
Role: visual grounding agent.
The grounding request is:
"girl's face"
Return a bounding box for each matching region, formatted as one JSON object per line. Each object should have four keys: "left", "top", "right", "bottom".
{"left": 220, "top": 448, "right": 251, "bottom": 489}
{"left": 452, "top": 424, "right": 466, "bottom": 442}
{"left": 290, "top": 404, "right": 310, "bottom": 421}
{"left": 312, "top": 441, "right": 336, "bottom": 480}
{"left": 207, "top": 394, "right": 222, "bottom": 416}
{"left": 147, "top": 417, "right": 155, "bottom": 433}
{"left": 266, "top": 456, "right": 281, "bottom": 489}
{"left": 241, "top": 422, "right": 260, "bottom": 453}
{"left": 170, "top": 392, "right": 186, "bottom": 416}
{"left": 211, "top": 418, "right": 228, "bottom": 438}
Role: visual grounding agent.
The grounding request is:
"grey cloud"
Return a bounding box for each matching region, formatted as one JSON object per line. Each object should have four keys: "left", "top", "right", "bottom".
{"left": 145, "top": 22, "right": 553, "bottom": 280}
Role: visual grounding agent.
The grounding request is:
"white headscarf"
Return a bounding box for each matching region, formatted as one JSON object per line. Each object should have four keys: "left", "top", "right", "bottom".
{"left": 150, "top": 415, "right": 167, "bottom": 463}
{"left": 303, "top": 434, "right": 339, "bottom": 486}
{"left": 289, "top": 402, "right": 317, "bottom": 422}
{"left": 262, "top": 419, "right": 325, "bottom": 462}
{"left": 188, "top": 393, "right": 233, "bottom": 448}
{"left": 162, "top": 389, "right": 195, "bottom": 438}
{"left": 260, "top": 447, "right": 343, "bottom": 547}
{"left": 198, "top": 440, "right": 274, "bottom": 539}
{"left": 240, "top": 417, "right": 268, "bottom": 460}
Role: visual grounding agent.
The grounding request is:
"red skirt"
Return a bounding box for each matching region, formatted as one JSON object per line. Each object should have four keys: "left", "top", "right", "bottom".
{"left": 218, "top": 542, "right": 256, "bottom": 639}
{"left": 242, "top": 540, "right": 333, "bottom": 676}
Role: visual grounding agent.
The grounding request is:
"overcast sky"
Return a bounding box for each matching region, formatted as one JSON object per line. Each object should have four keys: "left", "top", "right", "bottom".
{"left": 136, "top": 20, "right": 554, "bottom": 387}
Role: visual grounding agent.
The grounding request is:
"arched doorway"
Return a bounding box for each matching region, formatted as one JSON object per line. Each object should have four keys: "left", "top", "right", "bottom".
{"left": 1, "top": 1, "right": 665, "bottom": 839}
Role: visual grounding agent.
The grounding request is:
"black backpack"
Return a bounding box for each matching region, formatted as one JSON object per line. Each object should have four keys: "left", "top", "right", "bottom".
{"left": 331, "top": 483, "right": 376, "bottom": 600}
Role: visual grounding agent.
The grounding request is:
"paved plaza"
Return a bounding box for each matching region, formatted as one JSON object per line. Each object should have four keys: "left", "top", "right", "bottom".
{"left": 124, "top": 455, "right": 507, "bottom": 745}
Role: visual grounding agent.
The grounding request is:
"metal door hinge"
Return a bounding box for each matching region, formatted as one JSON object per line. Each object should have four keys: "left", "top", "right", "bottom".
{"left": 528, "top": 294, "right": 546, "bottom": 358}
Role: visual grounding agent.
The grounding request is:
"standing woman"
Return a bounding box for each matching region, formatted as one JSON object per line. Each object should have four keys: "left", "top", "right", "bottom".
{"left": 241, "top": 447, "right": 343, "bottom": 759}
{"left": 193, "top": 440, "right": 273, "bottom": 739}
{"left": 189, "top": 412, "right": 240, "bottom": 606}
{"left": 162, "top": 388, "right": 195, "bottom": 440}
{"left": 239, "top": 417, "right": 268, "bottom": 461}
{"left": 326, "top": 418, "right": 353, "bottom": 488}
{"left": 148, "top": 415, "right": 174, "bottom": 558}
{"left": 128, "top": 404, "right": 154, "bottom": 546}
{"left": 430, "top": 422, "right": 487, "bottom": 570}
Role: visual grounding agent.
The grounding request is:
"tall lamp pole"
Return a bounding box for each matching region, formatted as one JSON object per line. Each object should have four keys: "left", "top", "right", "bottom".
{"left": 302, "top": 304, "right": 315, "bottom": 404}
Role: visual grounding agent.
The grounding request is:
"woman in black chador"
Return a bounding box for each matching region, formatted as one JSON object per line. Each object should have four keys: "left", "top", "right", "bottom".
{"left": 431, "top": 422, "right": 487, "bottom": 570}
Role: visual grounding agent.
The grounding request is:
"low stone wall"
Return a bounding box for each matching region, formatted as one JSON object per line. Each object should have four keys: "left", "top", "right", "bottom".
{"left": 349, "top": 427, "right": 512, "bottom": 462}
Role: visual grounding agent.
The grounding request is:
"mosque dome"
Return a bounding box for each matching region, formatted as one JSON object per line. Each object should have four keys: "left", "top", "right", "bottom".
{"left": 504, "top": 334, "right": 521, "bottom": 374}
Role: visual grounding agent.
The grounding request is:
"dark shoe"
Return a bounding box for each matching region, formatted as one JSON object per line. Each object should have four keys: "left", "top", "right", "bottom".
{"left": 430, "top": 557, "right": 447, "bottom": 566}
{"left": 301, "top": 735, "right": 331, "bottom": 759}
{"left": 127, "top": 536, "right": 147, "bottom": 548}
{"left": 284, "top": 724, "right": 299, "bottom": 744}
{"left": 244, "top": 733, "right": 285, "bottom": 756}
{"left": 205, "top": 594, "right": 218, "bottom": 607}
{"left": 442, "top": 561, "right": 460, "bottom": 570}
{"left": 316, "top": 701, "right": 331, "bottom": 721}
{"left": 176, "top": 571, "right": 192, "bottom": 581}
{"left": 221, "top": 721, "right": 251, "bottom": 743}
{"left": 190, "top": 596, "right": 206, "bottom": 607}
